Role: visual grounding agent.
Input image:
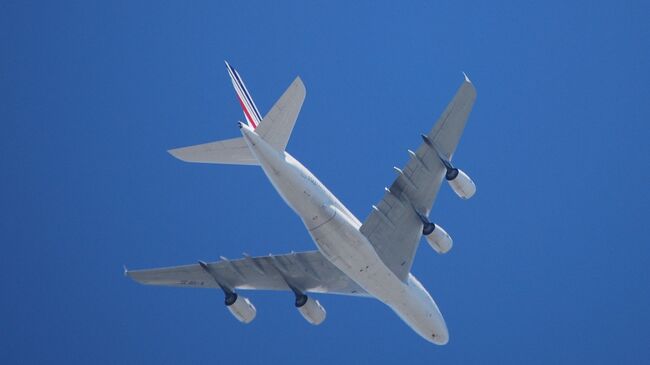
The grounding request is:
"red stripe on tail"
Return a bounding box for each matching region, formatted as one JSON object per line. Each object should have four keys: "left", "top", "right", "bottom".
{"left": 237, "top": 95, "right": 257, "bottom": 129}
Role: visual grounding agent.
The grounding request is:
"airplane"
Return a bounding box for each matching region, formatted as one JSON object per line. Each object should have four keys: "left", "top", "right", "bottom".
{"left": 126, "top": 61, "right": 477, "bottom": 345}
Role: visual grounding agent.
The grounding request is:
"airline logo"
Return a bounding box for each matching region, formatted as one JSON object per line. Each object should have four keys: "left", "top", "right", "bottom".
{"left": 225, "top": 61, "right": 262, "bottom": 129}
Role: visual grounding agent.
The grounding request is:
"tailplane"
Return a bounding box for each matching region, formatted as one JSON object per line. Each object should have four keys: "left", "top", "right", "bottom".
{"left": 254, "top": 75, "right": 305, "bottom": 151}
{"left": 167, "top": 136, "right": 258, "bottom": 165}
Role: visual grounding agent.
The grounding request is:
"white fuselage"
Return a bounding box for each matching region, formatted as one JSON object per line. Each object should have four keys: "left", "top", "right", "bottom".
{"left": 240, "top": 124, "right": 448, "bottom": 345}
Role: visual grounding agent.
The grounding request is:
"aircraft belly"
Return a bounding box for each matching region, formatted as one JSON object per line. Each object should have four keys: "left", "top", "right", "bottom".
{"left": 308, "top": 206, "right": 449, "bottom": 344}
{"left": 308, "top": 207, "right": 406, "bottom": 301}
{"left": 241, "top": 125, "right": 447, "bottom": 343}
{"left": 243, "top": 131, "right": 336, "bottom": 230}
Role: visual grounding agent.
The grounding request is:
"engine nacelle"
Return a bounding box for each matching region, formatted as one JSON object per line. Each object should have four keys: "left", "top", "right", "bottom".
{"left": 295, "top": 295, "right": 326, "bottom": 325}
{"left": 446, "top": 168, "right": 476, "bottom": 200}
{"left": 424, "top": 224, "right": 453, "bottom": 254}
{"left": 225, "top": 293, "right": 256, "bottom": 324}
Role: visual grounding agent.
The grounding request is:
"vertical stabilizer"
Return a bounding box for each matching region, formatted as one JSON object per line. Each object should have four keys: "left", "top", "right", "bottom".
{"left": 225, "top": 61, "right": 263, "bottom": 129}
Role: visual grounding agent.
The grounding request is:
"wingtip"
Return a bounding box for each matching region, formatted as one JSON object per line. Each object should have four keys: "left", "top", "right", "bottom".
{"left": 167, "top": 148, "right": 185, "bottom": 161}
{"left": 462, "top": 72, "right": 472, "bottom": 83}
{"left": 123, "top": 265, "right": 128, "bottom": 277}
{"left": 295, "top": 75, "right": 306, "bottom": 88}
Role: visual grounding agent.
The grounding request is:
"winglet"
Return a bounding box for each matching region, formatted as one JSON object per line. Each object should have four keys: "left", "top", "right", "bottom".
{"left": 462, "top": 72, "right": 471, "bottom": 83}
{"left": 123, "top": 265, "right": 128, "bottom": 277}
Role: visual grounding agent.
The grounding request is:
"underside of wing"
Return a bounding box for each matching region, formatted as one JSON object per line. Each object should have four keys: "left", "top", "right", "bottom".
{"left": 126, "top": 250, "right": 368, "bottom": 297}
{"left": 360, "top": 77, "right": 477, "bottom": 281}
{"left": 429, "top": 73, "right": 477, "bottom": 160}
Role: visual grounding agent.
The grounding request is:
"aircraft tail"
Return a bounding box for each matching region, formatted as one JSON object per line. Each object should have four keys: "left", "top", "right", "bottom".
{"left": 254, "top": 75, "right": 305, "bottom": 151}
{"left": 167, "top": 136, "right": 259, "bottom": 165}
{"left": 225, "top": 61, "right": 306, "bottom": 151}
{"left": 167, "top": 63, "right": 306, "bottom": 165}
{"left": 225, "top": 61, "right": 263, "bottom": 129}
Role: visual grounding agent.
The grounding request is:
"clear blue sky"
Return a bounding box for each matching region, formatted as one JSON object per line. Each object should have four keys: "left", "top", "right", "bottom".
{"left": 2, "top": 1, "right": 649, "bottom": 363}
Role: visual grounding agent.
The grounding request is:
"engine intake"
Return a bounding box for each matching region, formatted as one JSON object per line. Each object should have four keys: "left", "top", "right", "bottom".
{"left": 446, "top": 168, "right": 476, "bottom": 200}
{"left": 424, "top": 223, "right": 453, "bottom": 254}
{"left": 225, "top": 293, "right": 256, "bottom": 324}
{"left": 418, "top": 212, "right": 453, "bottom": 254}
{"left": 295, "top": 295, "right": 326, "bottom": 325}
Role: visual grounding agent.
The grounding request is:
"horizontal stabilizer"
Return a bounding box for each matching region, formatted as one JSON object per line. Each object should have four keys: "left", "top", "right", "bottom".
{"left": 255, "top": 77, "right": 306, "bottom": 151}
{"left": 168, "top": 137, "right": 258, "bottom": 165}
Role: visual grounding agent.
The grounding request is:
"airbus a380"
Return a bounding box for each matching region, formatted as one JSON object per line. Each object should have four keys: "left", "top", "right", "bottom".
{"left": 127, "top": 62, "right": 477, "bottom": 345}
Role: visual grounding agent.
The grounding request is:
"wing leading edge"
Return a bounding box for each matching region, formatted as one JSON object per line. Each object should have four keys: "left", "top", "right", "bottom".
{"left": 127, "top": 250, "right": 369, "bottom": 297}
{"left": 360, "top": 76, "right": 477, "bottom": 281}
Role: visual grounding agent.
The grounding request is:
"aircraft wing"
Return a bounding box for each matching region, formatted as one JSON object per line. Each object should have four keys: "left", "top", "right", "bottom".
{"left": 127, "top": 250, "right": 369, "bottom": 297}
{"left": 360, "top": 76, "right": 476, "bottom": 281}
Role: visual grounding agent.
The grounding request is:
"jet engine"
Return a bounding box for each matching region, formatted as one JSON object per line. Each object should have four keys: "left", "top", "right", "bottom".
{"left": 423, "top": 222, "right": 453, "bottom": 254}
{"left": 295, "top": 295, "right": 326, "bottom": 325}
{"left": 445, "top": 168, "right": 476, "bottom": 200}
{"left": 225, "top": 293, "right": 256, "bottom": 324}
